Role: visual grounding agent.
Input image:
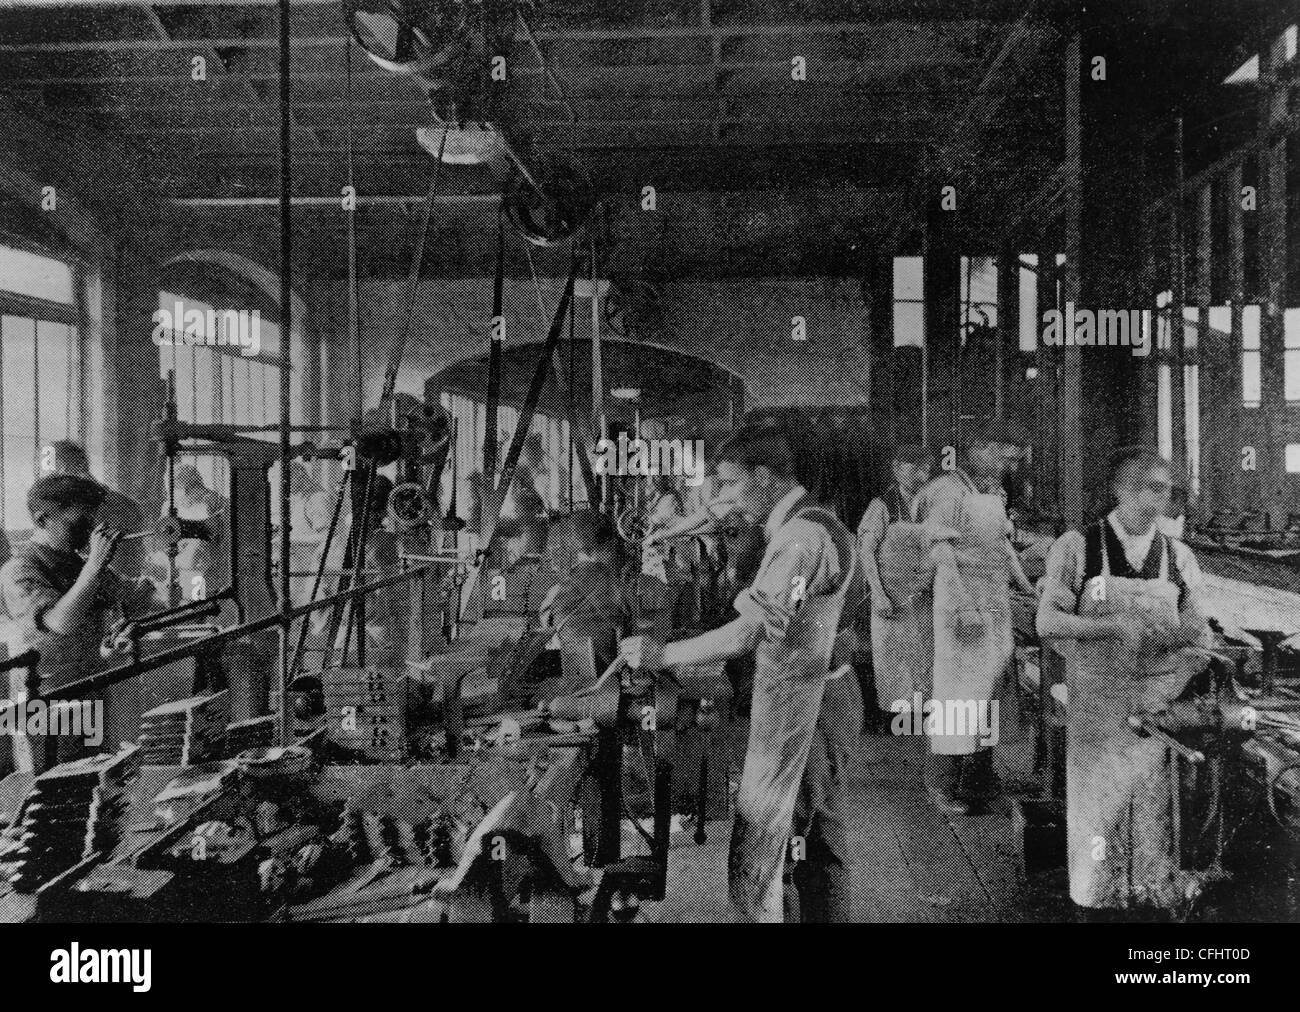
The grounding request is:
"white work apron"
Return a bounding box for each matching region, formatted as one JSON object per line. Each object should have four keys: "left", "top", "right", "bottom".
{"left": 1064, "top": 534, "right": 1207, "bottom": 909}
{"left": 869, "top": 494, "right": 934, "bottom": 711}
{"left": 728, "top": 504, "right": 856, "bottom": 923}
{"left": 930, "top": 476, "right": 1014, "bottom": 755}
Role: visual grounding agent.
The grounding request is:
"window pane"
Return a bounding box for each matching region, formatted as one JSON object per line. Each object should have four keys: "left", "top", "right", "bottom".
{"left": 1157, "top": 362, "right": 1173, "bottom": 461}
{"left": 1224, "top": 54, "right": 1259, "bottom": 85}
{"left": 0, "top": 245, "right": 74, "bottom": 304}
{"left": 37, "top": 320, "right": 74, "bottom": 448}
{"left": 1208, "top": 305, "right": 1231, "bottom": 343}
{"left": 1243, "top": 304, "right": 1261, "bottom": 350}
{"left": 1019, "top": 256, "right": 1038, "bottom": 352}
{"left": 1183, "top": 307, "right": 1199, "bottom": 351}
{"left": 1184, "top": 364, "right": 1200, "bottom": 497}
{"left": 961, "top": 256, "right": 998, "bottom": 328}
{"left": 893, "top": 301, "right": 924, "bottom": 349}
{"left": 2, "top": 315, "right": 37, "bottom": 529}
{"left": 1286, "top": 349, "right": 1300, "bottom": 402}
{"left": 1287, "top": 444, "right": 1300, "bottom": 474}
{"left": 893, "top": 257, "right": 923, "bottom": 301}
{"left": 1243, "top": 350, "right": 1262, "bottom": 408}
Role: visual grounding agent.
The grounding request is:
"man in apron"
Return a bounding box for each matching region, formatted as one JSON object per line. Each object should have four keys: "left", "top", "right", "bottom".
{"left": 1036, "top": 449, "right": 1212, "bottom": 920}
{"left": 621, "top": 422, "right": 863, "bottom": 922}
{"left": 859, "top": 444, "right": 934, "bottom": 731}
{"left": 919, "top": 426, "right": 1036, "bottom": 815}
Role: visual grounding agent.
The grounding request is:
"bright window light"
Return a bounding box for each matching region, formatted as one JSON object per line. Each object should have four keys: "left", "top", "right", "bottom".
{"left": 0, "top": 244, "right": 74, "bottom": 304}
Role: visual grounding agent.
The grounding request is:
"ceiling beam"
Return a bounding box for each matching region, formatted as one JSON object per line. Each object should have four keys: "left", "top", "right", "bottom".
{"left": 0, "top": 19, "right": 1015, "bottom": 53}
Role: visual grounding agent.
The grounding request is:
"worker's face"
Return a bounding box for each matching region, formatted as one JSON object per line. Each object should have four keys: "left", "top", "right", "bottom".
{"left": 48, "top": 505, "right": 98, "bottom": 551}
{"left": 893, "top": 459, "right": 931, "bottom": 493}
{"left": 967, "top": 442, "right": 1019, "bottom": 482}
{"left": 1114, "top": 463, "right": 1173, "bottom": 532}
{"left": 710, "top": 460, "right": 773, "bottom": 525}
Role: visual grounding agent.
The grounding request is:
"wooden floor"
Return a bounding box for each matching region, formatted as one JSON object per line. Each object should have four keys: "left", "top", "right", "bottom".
{"left": 645, "top": 692, "right": 1075, "bottom": 923}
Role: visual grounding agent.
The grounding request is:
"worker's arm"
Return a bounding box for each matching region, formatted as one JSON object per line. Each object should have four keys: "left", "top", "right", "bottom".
{"left": 625, "top": 521, "right": 830, "bottom": 670}
{"left": 643, "top": 506, "right": 714, "bottom": 547}
{"left": 857, "top": 498, "right": 892, "bottom": 617}
{"left": 1148, "top": 540, "right": 1213, "bottom": 650}
{"left": 665, "top": 615, "right": 764, "bottom": 667}
{"left": 1005, "top": 536, "right": 1037, "bottom": 596}
{"left": 920, "top": 476, "right": 978, "bottom": 612}
{"left": 38, "top": 526, "right": 122, "bottom": 636}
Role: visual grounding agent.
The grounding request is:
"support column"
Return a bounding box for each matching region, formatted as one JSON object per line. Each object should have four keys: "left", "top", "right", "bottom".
{"left": 1060, "top": 33, "right": 1084, "bottom": 529}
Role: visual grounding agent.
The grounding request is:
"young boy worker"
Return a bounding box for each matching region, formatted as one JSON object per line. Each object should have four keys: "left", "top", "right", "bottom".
{"left": 621, "top": 422, "right": 863, "bottom": 922}
{"left": 0, "top": 474, "right": 158, "bottom": 771}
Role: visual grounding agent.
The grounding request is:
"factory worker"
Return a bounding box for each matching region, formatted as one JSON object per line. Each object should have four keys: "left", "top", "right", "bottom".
{"left": 1036, "top": 448, "right": 1212, "bottom": 920}
{"left": 48, "top": 440, "right": 147, "bottom": 583}
{"left": 919, "top": 423, "right": 1036, "bottom": 815}
{"left": 538, "top": 509, "right": 672, "bottom": 682}
{"left": 642, "top": 474, "right": 688, "bottom": 584}
{"left": 499, "top": 432, "right": 550, "bottom": 566}
{"left": 858, "top": 444, "right": 935, "bottom": 731}
{"left": 621, "top": 422, "right": 863, "bottom": 922}
{"left": 166, "top": 463, "right": 231, "bottom": 599}
{"left": 0, "top": 475, "right": 158, "bottom": 770}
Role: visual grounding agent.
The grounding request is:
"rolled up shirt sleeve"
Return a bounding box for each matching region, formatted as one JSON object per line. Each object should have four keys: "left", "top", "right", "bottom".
{"left": 1, "top": 559, "right": 64, "bottom": 644}
{"left": 1170, "top": 540, "right": 1213, "bottom": 646}
{"left": 734, "top": 520, "right": 837, "bottom": 644}
{"left": 1039, "top": 531, "right": 1085, "bottom": 618}
{"left": 857, "top": 498, "right": 888, "bottom": 561}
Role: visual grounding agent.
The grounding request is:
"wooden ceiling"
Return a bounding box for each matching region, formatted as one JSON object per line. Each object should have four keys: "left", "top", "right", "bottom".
{"left": 0, "top": 1, "right": 1073, "bottom": 276}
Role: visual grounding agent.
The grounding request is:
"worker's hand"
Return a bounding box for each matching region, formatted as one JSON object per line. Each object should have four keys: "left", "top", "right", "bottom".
{"left": 1111, "top": 614, "right": 1154, "bottom": 655}
{"left": 871, "top": 594, "right": 896, "bottom": 620}
{"left": 620, "top": 635, "right": 667, "bottom": 671}
{"left": 84, "top": 525, "right": 121, "bottom": 574}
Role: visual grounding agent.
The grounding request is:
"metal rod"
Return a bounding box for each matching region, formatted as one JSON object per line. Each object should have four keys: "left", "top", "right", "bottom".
{"left": 47, "top": 564, "right": 436, "bottom": 701}
{"left": 278, "top": 0, "right": 293, "bottom": 747}
{"left": 289, "top": 467, "right": 351, "bottom": 681}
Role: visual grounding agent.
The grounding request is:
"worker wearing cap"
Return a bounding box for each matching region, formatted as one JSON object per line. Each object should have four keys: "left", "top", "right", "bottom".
{"left": 0, "top": 474, "right": 158, "bottom": 771}
{"left": 621, "top": 423, "right": 863, "bottom": 922}
{"left": 918, "top": 424, "right": 1036, "bottom": 815}
{"left": 1037, "top": 448, "right": 1212, "bottom": 919}
{"left": 48, "top": 440, "right": 148, "bottom": 583}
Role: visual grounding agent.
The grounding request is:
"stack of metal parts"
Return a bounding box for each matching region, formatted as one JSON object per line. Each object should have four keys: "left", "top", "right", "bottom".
{"left": 138, "top": 692, "right": 230, "bottom": 766}
{"left": 322, "top": 669, "right": 408, "bottom": 762}
{"left": 330, "top": 801, "right": 463, "bottom": 869}
{"left": 225, "top": 715, "right": 277, "bottom": 757}
{"left": 4, "top": 746, "right": 141, "bottom": 893}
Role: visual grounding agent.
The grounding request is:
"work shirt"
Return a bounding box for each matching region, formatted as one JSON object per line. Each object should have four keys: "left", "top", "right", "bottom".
{"left": 542, "top": 559, "right": 674, "bottom": 672}
{"left": 1107, "top": 511, "right": 1158, "bottom": 574}
{"left": 917, "top": 469, "right": 1013, "bottom": 542}
{"left": 1039, "top": 519, "right": 1207, "bottom": 619}
{"left": 734, "top": 487, "right": 864, "bottom": 671}
{"left": 0, "top": 542, "right": 156, "bottom": 693}
{"left": 857, "top": 484, "right": 924, "bottom": 552}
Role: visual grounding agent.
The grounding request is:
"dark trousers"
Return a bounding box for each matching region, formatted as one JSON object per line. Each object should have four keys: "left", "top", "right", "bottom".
{"left": 785, "top": 724, "right": 852, "bottom": 923}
